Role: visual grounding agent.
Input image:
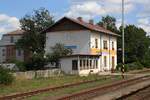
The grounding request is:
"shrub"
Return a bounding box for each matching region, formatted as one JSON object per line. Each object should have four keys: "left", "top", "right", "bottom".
{"left": 116, "top": 61, "right": 143, "bottom": 72}
{"left": 15, "top": 60, "right": 26, "bottom": 71}
{"left": 0, "top": 67, "right": 14, "bottom": 85}
{"left": 127, "top": 62, "right": 143, "bottom": 70}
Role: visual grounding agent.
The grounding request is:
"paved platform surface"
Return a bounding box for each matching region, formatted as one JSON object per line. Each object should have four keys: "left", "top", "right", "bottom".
{"left": 91, "top": 78, "right": 150, "bottom": 100}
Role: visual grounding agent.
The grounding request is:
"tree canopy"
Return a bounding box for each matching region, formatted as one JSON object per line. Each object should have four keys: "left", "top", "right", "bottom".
{"left": 16, "top": 8, "right": 55, "bottom": 53}
{"left": 122, "top": 25, "right": 150, "bottom": 63}
{"left": 97, "top": 15, "right": 118, "bottom": 33}
{"left": 46, "top": 43, "right": 73, "bottom": 67}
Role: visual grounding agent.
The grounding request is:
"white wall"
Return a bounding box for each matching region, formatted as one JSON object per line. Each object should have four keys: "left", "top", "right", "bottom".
{"left": 46, "top": 30, "right": 118, "bottom": 74}
{"left": 1, "top": 35, "right": 22, "bottom": 45}
{"left": 16, "top": 50, "right": 24, "bottom": 61}
{"left": 60, "top": 57, "right": 79, "bottom": 74}
{"left": 45, "top": 30, "right": 91, "bottom": 54}
{"left": 101, "top": 34, "right": 117, "bottom": 71}
{"left": 90, "top": 32, "right": 117, "bottom": 71}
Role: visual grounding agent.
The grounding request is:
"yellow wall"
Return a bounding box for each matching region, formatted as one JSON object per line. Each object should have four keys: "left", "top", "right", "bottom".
{"left": 90, "top": 48, "right": 116, "bottom": 55}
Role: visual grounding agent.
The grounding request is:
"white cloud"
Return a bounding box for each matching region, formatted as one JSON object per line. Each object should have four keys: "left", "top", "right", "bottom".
{"left": 66, "top": 0, "right": 135, "bottom": 19}
{"left": 66, "top": 0, "right": 150, "bottom": 35}
{"left": 137, "top": 18, "right": 150, "bottom": 35}
{"left": 0, "top": 14, "right": 20, "bottom": 37}
{"left": 66, "top": 1, "right": 106, "bottom": 19}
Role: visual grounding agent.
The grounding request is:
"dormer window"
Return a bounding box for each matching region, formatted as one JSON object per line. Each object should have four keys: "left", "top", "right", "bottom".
{"left": 10, "top": 36, "right": 14, "bottom": 43}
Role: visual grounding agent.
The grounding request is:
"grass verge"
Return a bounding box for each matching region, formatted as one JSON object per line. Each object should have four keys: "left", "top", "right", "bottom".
{"left": 25, "top": 75, "right": 122, "bottom": 100}
{"left": 0, "top": 75, "right": 110, "bottom": 96}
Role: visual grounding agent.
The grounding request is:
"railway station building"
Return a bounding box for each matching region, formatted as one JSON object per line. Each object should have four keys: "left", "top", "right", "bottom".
{"left": 44, "top": 17, "right": 120, "bottom": 75}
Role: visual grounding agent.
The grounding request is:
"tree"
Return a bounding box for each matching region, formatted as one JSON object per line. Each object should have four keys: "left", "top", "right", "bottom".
{"left": 46, "top": 43, "right": 73, "bottom": 67}
{"left": 25, "top": 53, "right": 47, "bottom": 70}
{"left": 16, "top": 8, "right": 55, "bottom": 54}
{"left": 97, "top": 15, "right": 118, "bottom": 33}
{"left": 121, "top": 25, "right": 150, "bottom": 63}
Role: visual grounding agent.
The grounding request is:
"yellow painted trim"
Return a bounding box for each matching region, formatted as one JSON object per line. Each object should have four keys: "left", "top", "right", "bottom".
{"left": 90, "top": 48, "right": 116, "bottom": 55}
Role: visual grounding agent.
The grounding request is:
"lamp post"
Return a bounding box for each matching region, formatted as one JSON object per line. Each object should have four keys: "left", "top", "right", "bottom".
{"left": 122, "top": 0, "right": 125, "bottom": 79}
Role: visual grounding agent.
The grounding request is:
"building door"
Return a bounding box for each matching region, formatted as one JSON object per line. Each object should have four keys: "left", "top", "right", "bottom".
{"left": 72, "top": 60, "right": 78, "bottom": 70}
{"left": 112, "top": 56, "right": 115, "bottom": 71}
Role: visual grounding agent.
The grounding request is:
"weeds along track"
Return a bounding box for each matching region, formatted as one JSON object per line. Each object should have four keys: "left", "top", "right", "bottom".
{"left": 0, "top": 76, "right": 112, "bottom": 100}
{"left": 57, "top": 75, "right": 150, "bottom": 100}
{"left": 0, "top": 69, "right": 150, "bottom": 100}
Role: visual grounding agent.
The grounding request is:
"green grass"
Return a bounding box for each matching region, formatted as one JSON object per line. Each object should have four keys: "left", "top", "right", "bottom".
{"left": 0, "top": 75, "right": 110, "bottom": 96}
{"left": 25, "top": 75, "right": 122, "bottom": 100}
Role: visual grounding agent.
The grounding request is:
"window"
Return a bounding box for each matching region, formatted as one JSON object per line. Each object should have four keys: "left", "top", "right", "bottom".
{"left": 103, "top": 40, "right": 108, "bottom": 49}
{"left": 86, "top": 59, "right": 89, "bottom": 69}
{"left": 10, "top": 36, "right": 14, "bottom": 43}
{"left": 80, "top": 60, "right": 83, "bottom": 70}
{"left": 2, "top": 49, "right": 5, "bottom": 56}
{"left": 112, "top": 41, "right": 114, "bottom": 50}
{"left": 72, "top": 60, "right": 78, "bottom": 70}
{"left": 83, "top": 60, "right": 86, "bottom": 69}
{"left": 96, "top": 60, "right": 98, "bottom": 69}
{"left": 112, "top": 56, "right": 115, "bottom": 70}
{"left": 93, "top": 60, "right": 95, "bottom": 69}
{"left": 104, "top": 56, "right": 107, "bottom": 67}
{"left": 89, "top": 60, "right": 92, "bottom": 69}
{"left": 95, "top": 38, "right": 98, "bottom": 48}
{"left": 18, "top": 50, "right": 21, "bottom": 56}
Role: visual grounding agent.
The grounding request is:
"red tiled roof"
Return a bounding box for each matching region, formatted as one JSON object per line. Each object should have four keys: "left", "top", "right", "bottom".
{"left": 44, "top": 17, "right": 120, "bottom": 37}
{"left": 4, "top": 30, "right": 24, "bottom": 36}
{"left": 67, "top": 17, "right": 120, "bottom": 36}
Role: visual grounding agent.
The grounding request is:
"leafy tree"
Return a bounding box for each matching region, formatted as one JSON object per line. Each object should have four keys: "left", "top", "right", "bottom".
{"left": 46, "top": 43, "right": 73, "bottom": 67}
{"left": 0, "top": 67, "right": 14, "bottom": 85}
{"left": 16, "top": 8, "right": 55, "bottom": 54}
{"left": 142, "top": 48, "right": 150, "bottom": 68}
{"left": 25, "top": 53, "right": 47, "bottom": 70}
{"left": 121, "top": 25, "right": 150, "bottom": 63}
{"left": 97, "top": 15, "right": 118, "bottom": 33}
{"left": 16, "top": 8, "right": 55, "bottom": 70}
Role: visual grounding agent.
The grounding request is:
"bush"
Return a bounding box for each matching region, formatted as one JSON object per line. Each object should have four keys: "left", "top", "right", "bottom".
{"left": 116, "top": 62, "right": 143, "bottom": 72}
{"left": 14, "top": 60, "right": 26, "bottom": 71}
{"left": 25, "top": 53, "right": 47, "bottom": 70}
{"left": 128, "top": 62, "right": 143, "bottom": 70}
{"left": 116, "top": 63, "right": 129, "bottom": 72}
{"left": 0, "top": 67, "right": 14, "bottom": 85}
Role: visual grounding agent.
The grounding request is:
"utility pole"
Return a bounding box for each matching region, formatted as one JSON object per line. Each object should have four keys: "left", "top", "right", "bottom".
{"left": 122, "top": 0, "right": 125, "bottom": 79}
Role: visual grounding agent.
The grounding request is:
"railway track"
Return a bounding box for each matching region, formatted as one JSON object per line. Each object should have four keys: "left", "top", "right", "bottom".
{"left": 0, "top": 76, "right": 111, "bottom": 100}
{"left": 117, "top": 84, "right": 150, "bottom": 100}
{"left": 57, "top": 75, "right": 150, "bottom": 100}
{"left": 0, "top": 69, "right": 150, "bottom": 100}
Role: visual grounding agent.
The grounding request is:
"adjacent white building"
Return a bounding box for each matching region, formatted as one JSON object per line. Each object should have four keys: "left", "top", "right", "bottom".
{"left": 45, "top": 17, "right": 120, "bottom": 75}
{"left": 0, "top": 30, "right": 24, "bottom": 63}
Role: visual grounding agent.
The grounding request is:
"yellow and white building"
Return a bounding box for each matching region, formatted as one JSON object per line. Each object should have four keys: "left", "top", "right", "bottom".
{"left": 45, "top": 17, "right": 120, "bottom": 75}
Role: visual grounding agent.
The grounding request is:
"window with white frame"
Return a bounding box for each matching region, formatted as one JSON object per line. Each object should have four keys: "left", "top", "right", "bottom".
{"left": 103, "top": 40, "right": 108, "bottom": 49}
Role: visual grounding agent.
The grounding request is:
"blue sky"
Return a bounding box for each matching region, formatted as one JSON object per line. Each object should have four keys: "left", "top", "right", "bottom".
{"left": 0, "top": 0, "right": 150, "bottom": 37}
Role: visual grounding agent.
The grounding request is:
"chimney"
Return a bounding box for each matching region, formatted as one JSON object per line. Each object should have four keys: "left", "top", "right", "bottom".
{"left": 89, "top": 19, "right": 94, "bottom": 25}
{"left": 77, "top": 17, "right": 82, "bottom": 21}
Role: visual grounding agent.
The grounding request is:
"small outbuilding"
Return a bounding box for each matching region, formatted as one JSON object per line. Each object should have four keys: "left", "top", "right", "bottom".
{"left": 60, "top": 54, "right": 101, "bottom": 75}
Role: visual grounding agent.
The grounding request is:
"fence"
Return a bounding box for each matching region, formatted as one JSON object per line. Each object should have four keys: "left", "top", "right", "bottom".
{"left": 13, "top": 69, "right": 62, "bottom": 79}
